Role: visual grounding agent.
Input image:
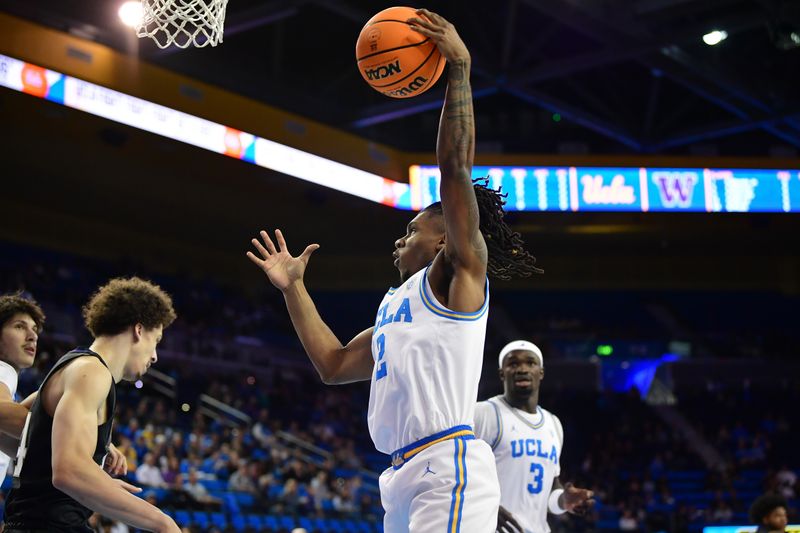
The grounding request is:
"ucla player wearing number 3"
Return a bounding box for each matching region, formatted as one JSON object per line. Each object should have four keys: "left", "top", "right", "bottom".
{"left": 474, "top": 341, "right": 595, "bottom": 533}
{"left": 247, "top": 8, "right": 542, "bottom": 533}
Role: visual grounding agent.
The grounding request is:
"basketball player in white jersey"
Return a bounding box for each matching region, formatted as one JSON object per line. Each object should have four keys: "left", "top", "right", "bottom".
{"left": 474, "top": 341, "right": 594, "bottom": 533}
{"left": 0, "top": 294, "right": 46, "bottom": 482}
{"left": 247, "top": 9, "right": 542, "bottom": 533}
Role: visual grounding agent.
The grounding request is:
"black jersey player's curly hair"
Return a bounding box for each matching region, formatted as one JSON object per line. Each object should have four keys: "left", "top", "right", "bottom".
{"left": 749, "top": 493, "right": 787, "bottom": 524}
{"left": 422, "top": 177, "right": 543, "bottom": 280}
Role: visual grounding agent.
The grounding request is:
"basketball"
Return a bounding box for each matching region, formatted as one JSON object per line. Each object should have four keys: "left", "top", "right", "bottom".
{"left": 355, "top": 6, "right": 446, "bottom": 99}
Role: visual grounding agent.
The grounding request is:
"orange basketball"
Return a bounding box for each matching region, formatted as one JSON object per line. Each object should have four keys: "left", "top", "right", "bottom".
{"left": 355, "top": 6, "right": 446, "bottom": 99}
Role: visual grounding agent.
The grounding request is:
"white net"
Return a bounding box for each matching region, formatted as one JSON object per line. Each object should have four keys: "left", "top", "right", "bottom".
{"left": 136, "top": 0, "right": 229, "bottom": 49}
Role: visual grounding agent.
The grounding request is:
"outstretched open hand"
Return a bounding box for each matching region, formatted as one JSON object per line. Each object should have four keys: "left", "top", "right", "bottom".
{"left": 247, "top": 229, "right": 319, "bottom": 291}
{"left": 562, "top": 482, "right": 596, "bottom": 515}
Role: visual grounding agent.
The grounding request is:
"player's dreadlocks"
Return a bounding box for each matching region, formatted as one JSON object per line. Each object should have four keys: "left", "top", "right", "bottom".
{"left": 423, "top": 177, "right": 543, "bottom": 280}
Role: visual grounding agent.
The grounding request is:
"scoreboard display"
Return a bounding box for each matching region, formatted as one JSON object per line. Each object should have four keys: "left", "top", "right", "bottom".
{"left": 410, "top": 165, "right": 800, "bottom": 213}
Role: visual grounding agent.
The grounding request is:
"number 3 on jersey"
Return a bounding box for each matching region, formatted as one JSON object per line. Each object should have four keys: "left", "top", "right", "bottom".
{"left": 528, "top": 462, "right": 544, "bottom": 494}
{"left": 375, "top": 333, "right": 387, "bottom": 380}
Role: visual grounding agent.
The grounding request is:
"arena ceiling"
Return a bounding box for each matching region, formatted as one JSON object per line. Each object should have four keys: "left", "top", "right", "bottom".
{"left": 3, "top": 0, "right": 800, "bottom": 156}
{"left": 1, "top": 0, "right": 799, "bottom": 291}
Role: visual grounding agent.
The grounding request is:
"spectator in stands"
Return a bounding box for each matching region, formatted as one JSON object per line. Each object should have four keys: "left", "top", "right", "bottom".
{"left": 7, "top": 246, "right": 800, "bottom": 533}
{"left": 251, "top": 408, "right": 271, "bottom": 446}
{"left": 659, "top": 486, "right": 675, "bottom": 506}
{"left": 750, "top": 493, "right": 788, "bottom": 532}
{"left": 709, "top": 498, "right": 734, "bottom": 523}
{"left": 309, "top": 470, "right": 331, "bottom": 511}
{"left": 117, "top": 434, "right": 139, "bottom": 471}
{"left": 162, "top": 456, "right": 182, "bottom": 487}
{"left": 136, "top": 452, "right": 167, "bottom": 488}
{"left": 183, "top": 468, "right": 222, "bottom": 510}
{"left": 775, "top": 465, "right": 797, "bottom": 499}
{"left": 332, "top": 481, "right": 357, "bottom": 517}
{"left": 89, "top": 513, "right": 129, "bottom": 533}
{"left": 276, "top": 478, "right": 308, "bottom": 515}
{"left": 618, "top": 508, "right": 639, "bottom": 531}
{"left": 228, "top": 461, "right": 257, "bottom": 494}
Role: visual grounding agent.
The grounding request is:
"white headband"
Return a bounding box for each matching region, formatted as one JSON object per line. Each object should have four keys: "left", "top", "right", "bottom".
{"left": 498, "top": 340, "right": 543, "bottom": 368}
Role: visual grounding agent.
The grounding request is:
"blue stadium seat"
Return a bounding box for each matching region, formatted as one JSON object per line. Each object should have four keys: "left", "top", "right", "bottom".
{"left": 267, "top": 484, "right": 282, "bottom": 499}
{"left": 313, "top": 517, "right": 329, "bottom": 532}
{"left": 230, "top": 514, "right": 247, "bottom": 532}
{"left": 211, "top": 512, "right": 228, "bottom": 528}
{"left": 596, "top": 519, "right": 621, "bottom": 530}
{"left": 224, "top": 492, "right": 240, "bottom": 514}
{"left": 246, "top": 514, "right": 264, "bottom": 529}
{"left": 201, "top": 458, "right": 216, "bottom": 473}
{"left": 174, "top": 510, "right": 191, "bottom": 527}
{"left": 333, "top": 468, "right": 356, "bottom": 478}
{"left": 200, "top": 478, "right": 226, "bottom": 491}
{"left": 647, "top": 503, "right": 677, "bottom": 513}
{"left": 234, "top": 491, "right": 255, "bottom": 508}
{"left": 666, "top": 470, "right": 705, "bottom": 481}
{"left": 191, "top": 511, "right": 210, "bottom": 528}
{"left": 263, "top": 515, "right": 280, "bottom": 531}
{"left": 252, "top": 448, "right": 267, "bottom": 459}
{"left": 280, "top": 515, "right": 297, "bottom": 530}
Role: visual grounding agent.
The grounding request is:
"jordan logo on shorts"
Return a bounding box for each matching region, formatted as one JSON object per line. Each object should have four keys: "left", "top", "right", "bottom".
{"left": 423, "top": 461, "right": 436, "bottom": 476}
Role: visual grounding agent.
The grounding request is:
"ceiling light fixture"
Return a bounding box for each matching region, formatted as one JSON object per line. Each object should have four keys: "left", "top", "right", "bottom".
{"left": 702, "top": 30, "right": 728, "bottom": 46}
{"left": 118, "top": 1, "right": 143, "bottom": 28}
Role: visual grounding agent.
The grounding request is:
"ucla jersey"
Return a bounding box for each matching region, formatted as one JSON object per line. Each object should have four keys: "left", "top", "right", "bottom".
{"left": 367, "top": 265, "right": 489, "bottom": 454}
{"left": 0, "top": 360, "right": 18, "bottom": 485}
{"left": 474, "top": 396, "right": 564, "bottom": 533}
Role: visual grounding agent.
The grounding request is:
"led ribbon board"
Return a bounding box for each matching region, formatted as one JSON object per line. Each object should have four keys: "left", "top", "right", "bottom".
{"left": 0, "top": 53, "right": 412, "bottom": 209}
{"left": 4, "top": 52, "right": 797, "bottom": 214}
{"left": 410, "top": 165, "right": 800, "bottom": 212}
{"left": 703, "top": 526, "right": 800, "bottom": 533}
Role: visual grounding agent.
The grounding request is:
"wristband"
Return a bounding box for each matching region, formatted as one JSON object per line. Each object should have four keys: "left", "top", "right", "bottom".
{"left": 548, "top": 488, "right": 567, "bottom": 515}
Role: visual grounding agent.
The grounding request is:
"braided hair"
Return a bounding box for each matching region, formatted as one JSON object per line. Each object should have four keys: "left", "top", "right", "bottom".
{"left": 422, "top": 177, "right": 543, "bottom": 280}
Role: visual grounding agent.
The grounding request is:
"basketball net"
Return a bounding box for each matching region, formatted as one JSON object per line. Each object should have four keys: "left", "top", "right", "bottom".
{"left": 136, "top": 0, "right": 229, "bottom": 49}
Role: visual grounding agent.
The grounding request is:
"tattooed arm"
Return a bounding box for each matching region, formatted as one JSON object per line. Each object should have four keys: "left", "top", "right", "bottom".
{"left": 408, "top": 9, "right": 487, "bottom": 311}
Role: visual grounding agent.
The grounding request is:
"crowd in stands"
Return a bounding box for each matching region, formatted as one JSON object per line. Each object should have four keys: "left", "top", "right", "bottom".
{"left": 540, "top": 382, "right": 800, "bottom": 532}
{"left": 1, "top": 242, "right": 798, "bottom": 532}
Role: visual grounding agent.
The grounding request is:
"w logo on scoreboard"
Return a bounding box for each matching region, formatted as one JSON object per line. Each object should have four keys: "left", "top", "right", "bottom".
{"left": 652, "top": 171, "right": 698, "bottom": 208}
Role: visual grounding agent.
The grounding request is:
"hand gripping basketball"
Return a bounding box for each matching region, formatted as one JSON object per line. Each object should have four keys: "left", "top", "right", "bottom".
{"left": 406, "top": 9, "right": 471, "bottom": 64}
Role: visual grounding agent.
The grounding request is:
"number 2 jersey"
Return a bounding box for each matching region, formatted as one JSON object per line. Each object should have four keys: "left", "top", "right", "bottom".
{"left": 367, "top": 265, "right": 489, "bottom": 454}
{"left": 474, "top": 396, "right": 564, "bottom": 533}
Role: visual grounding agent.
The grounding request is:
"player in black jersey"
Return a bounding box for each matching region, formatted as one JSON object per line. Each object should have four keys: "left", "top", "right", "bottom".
{"left": 4, "top": 277, "right": 181, "bottom": 533}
